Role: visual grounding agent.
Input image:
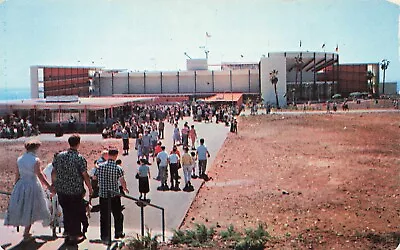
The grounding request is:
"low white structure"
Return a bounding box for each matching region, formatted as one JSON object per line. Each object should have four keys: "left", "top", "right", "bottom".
{"left": 94, "top": 69, "right": 260, "bottom": 96}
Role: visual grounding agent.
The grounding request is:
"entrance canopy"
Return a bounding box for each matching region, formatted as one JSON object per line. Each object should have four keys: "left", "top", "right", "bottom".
{"left": 0, "top": 97, "right": 155, "bottom": 111}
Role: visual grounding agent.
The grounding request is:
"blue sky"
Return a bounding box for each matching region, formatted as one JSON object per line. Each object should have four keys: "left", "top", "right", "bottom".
{"left": 0, "top": 0, "right": 399, "bottom": 92}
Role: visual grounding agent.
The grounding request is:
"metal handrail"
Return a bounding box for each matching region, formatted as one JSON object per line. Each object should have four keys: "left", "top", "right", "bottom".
{"left": 0, "top": 190, "right": 19, "bottom": 232}
{"left": 106, "top": 190, "right": 165, "bottom": 246}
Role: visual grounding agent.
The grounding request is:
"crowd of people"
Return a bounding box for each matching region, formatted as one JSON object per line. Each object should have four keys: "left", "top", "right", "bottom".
{"left": 3, "top": 100, "right": 240, "bottom": 246}
{"left": 0, "top": 115, "right": 40, "bottom": 139}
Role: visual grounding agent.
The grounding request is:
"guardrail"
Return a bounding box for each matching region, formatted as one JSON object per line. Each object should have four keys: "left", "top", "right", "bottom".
{"left": 106, "top": 190, "right": 165, "bottom": 246}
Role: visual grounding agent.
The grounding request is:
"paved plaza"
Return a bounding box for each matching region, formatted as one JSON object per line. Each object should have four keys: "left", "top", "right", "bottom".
{"left": 0, "top": 116, "right": 230, "bottom": 249}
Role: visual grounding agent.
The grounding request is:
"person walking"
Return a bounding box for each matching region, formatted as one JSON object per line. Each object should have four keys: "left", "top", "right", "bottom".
{"left": 172, "top": 123, "right": 181, "bottom": 145}
{"left": 4, "top": 140, "right": 52, "bottom": 241}
{"left": 168, "top": 147, "right": 180, "bottom": 191}
{"left": 137, "top": 158, "right": 151, "bottom": 201}
{"left": 181, "top": 146, "right": 194, "bottom": 192}
{"left": 142, "top": 129, "right": 152, "bottom": 160}
{"left": 181, "top": 123, "right": 189, "bottom": 147}
{"left": 135, "top": 133, "right": 143, "bottom": 160}
{"left": 158, "top": 119, "right": 165, "bottom": 139}
{"left": 156, "top": 146, "right": 169, "bottom": 191}
{"left": 121, "top": 128, "right": 130, "bottom": 156}
{"left": 52, "top": 134, "right": 93, "bottom": 245}
{"left": 189, "top": 125, "right": 197, "bottom": 150}
{"left": 95, "top": 148, "right": 129, "bottom": 242}
{"left": 196, "top": 138, "right": 210, "bottom": 179}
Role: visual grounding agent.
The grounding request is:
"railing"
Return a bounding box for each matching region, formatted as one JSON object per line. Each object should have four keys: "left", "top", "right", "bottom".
{"left": 0, "top": 190, "right": 19, "bottom": 233}
{"left": 106, "top": 190, "right": 165, "bottom": 246}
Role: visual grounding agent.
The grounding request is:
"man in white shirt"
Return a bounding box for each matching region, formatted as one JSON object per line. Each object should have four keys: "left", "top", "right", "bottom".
{"left": 168, "top": 148, "right": 180, "bottom": 191}
{"left": 156, "top": 146, "right": 169, "bottom": 191}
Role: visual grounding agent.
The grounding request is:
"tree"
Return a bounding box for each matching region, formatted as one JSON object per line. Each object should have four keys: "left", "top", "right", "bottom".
{"left": 366, "top": 70, "right": 374, "bottom": 95}
{"left": 380, "top": 59, "right": 390, "bottom": 95}
{"left": 270, "top": 70, "right": 279, "bottom": 108}
{"left": 294, "top": 55, "right": 303, "bottom": 100}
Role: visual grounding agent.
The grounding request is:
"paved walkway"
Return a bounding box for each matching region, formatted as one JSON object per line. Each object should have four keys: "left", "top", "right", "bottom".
{"left": 0, "top": 116, "right": 230, "bottom": 249}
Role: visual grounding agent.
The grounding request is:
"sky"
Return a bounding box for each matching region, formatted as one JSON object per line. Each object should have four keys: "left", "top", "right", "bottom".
{"left": 0, "top": 0, "right": 399, "bottom": 93}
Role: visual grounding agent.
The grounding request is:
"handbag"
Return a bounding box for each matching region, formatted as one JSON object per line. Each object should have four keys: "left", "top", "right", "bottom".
{"left": 135, "top": 173, "right": 140, "bottom": 179}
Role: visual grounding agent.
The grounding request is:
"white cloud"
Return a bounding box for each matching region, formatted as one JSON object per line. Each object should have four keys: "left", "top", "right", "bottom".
{"left": 386, "top": 0, "right": 400, "bottom": 6}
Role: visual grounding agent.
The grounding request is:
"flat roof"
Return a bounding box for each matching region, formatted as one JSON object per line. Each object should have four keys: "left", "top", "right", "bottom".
{"left": 204, "top": 93, "right": 243, "bottom": 102}
{"left": 0, "top": 97, "right": 155, "bottom": 111}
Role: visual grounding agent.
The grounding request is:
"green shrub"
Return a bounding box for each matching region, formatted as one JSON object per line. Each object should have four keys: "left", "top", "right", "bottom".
{"left": 124, "top": 228, "right": 159, "bottom": 250}
{"left": 171, "top": 223, "right": 216, "bottom": 247}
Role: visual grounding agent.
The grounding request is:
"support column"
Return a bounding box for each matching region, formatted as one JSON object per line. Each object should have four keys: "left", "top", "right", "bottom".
{"left": 58, "top": 105, "right": 61, "bottom": 123}
{"left": 248, "top": 69, "right": 251, "bottom": 93}
{"left": 177, "top": 71, "right": 180, "bottom": 93}
{"left": 313, "top": 52, "right": 316, "bottom": 100}
{"left": 111, "top": 73, "right": 114, "bottom": 95}
{"left": 98, "top": 72, "right": 101, "bottom": 96}
{"left": 230, "top": 70, "right": 233, "bottom": 93}
{"left": 144, "top": 72, "right": 146, "bottom": 94}
{"left": 212, "top": 71, "right": 215, "bottom": 92}
{"left": 84, "top": 105, "right": 87, "bottom": 132}
{"left": 324, "top": 53, "right": 327, "bottom": 99}
{"left": 336, "top": 55, "right": 340, "bottom": 94}
{"left": 160, "top": 72, "right": 163, "bottom": 94}
{"left": 127, "top": 72, "right": 130, "bottom": 94}
{"left": 194, "top": 71, "right": 197, "bottom": 94}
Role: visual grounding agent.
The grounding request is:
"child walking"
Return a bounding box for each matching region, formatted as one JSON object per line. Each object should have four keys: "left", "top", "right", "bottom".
{"left": 190, "top": 151, "right": 198, "bottom": 179}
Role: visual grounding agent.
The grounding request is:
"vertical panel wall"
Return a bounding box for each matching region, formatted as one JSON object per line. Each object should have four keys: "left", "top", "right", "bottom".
{"left": 30, "top": 66, "right": 39, "bottom": 98}
{"left": 250, "top": 70, "right": 260, "bottom": 93}
{"left": 162, "top": 72, "right": 179, "bottom": 93}
{"left": 232, "top": 69, "right": 250, "bottom": 92}
{"left": 179, "top": 71, "right": 196, "bottom": 93}
{"left": 99, "top": 74, "right": 113, "bottom": 96}
{"left": 213, "top": 71, "right": 230, "bottom": 92}
{"left": 113, "top": 73, "right": 129, "bottom": 94}
{"left": 196, "top": 71, "right": 213, "bottom": 93}
{"left": 128, "top": 73, "right": 145, "bottom": 94}
{"left": 145, "top": 73, "right": 162, "bottom": 94}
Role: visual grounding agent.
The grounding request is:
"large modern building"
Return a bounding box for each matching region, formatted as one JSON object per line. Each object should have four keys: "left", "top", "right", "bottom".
{"left": 30, "top": 52, "right": 389, "bottom": 107}
{"left": 30, "top": 66, "right": 99, "bottom": 98}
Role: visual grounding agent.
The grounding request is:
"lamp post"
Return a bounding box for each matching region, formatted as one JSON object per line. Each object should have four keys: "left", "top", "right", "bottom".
{"left": 380, "top": 59, "right": 390, "bottom": 95}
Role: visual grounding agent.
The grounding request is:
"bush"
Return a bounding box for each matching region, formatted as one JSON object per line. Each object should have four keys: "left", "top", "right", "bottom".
{"left": 123, "top": 228, "right": 159, "bottom": 250}
{"left": 234, "top": 223, "right": 271, "bottom": 250}
{"left": 171, "top": 223, "right": 216, "bottom": 247}
{"left": 171, "top": 223, "right": 271, "bottom": 250}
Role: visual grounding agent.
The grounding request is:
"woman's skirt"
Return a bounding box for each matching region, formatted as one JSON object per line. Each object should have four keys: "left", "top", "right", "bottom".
{"left": 138, "top": 176, "right": 150, "bottom": 194}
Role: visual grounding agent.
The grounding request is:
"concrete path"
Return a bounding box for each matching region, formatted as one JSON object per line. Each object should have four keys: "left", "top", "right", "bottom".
{"left": 0, "top": 116, "right": 230, "bottom": 249}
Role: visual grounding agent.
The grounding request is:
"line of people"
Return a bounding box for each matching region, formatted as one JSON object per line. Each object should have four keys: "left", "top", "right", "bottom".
{"left": 4, "top": 135, "right": 130, "bottom": 245}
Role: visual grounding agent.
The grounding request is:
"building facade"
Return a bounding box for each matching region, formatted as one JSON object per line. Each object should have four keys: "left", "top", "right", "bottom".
{"left": 30, "top": 66, "right": 97, "bottom": 98}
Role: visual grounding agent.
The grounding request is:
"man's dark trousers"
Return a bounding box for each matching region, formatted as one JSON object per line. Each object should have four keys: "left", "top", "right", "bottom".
{"left": 58, "top": 193, "right": 86, "bottom": 237}
{"left": 99, "top": 197, "right": 124, "bottom": 240}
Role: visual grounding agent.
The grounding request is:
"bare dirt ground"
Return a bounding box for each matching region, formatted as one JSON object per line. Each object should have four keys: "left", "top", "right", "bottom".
{"left": 0, "top": 139, "right": 120, "bottom": 212}
{"left": 180, "top": 112, "right": 400, "bottom": 249}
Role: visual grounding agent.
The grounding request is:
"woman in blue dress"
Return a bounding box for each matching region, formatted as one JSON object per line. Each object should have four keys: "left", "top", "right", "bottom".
{"left": 4, "top": 140, "right": 52, "bottom": 241}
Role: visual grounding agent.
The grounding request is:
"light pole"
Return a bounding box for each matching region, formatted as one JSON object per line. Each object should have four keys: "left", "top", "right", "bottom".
{"left": 380, "top": 59, "right": 390, "bottom": 95}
